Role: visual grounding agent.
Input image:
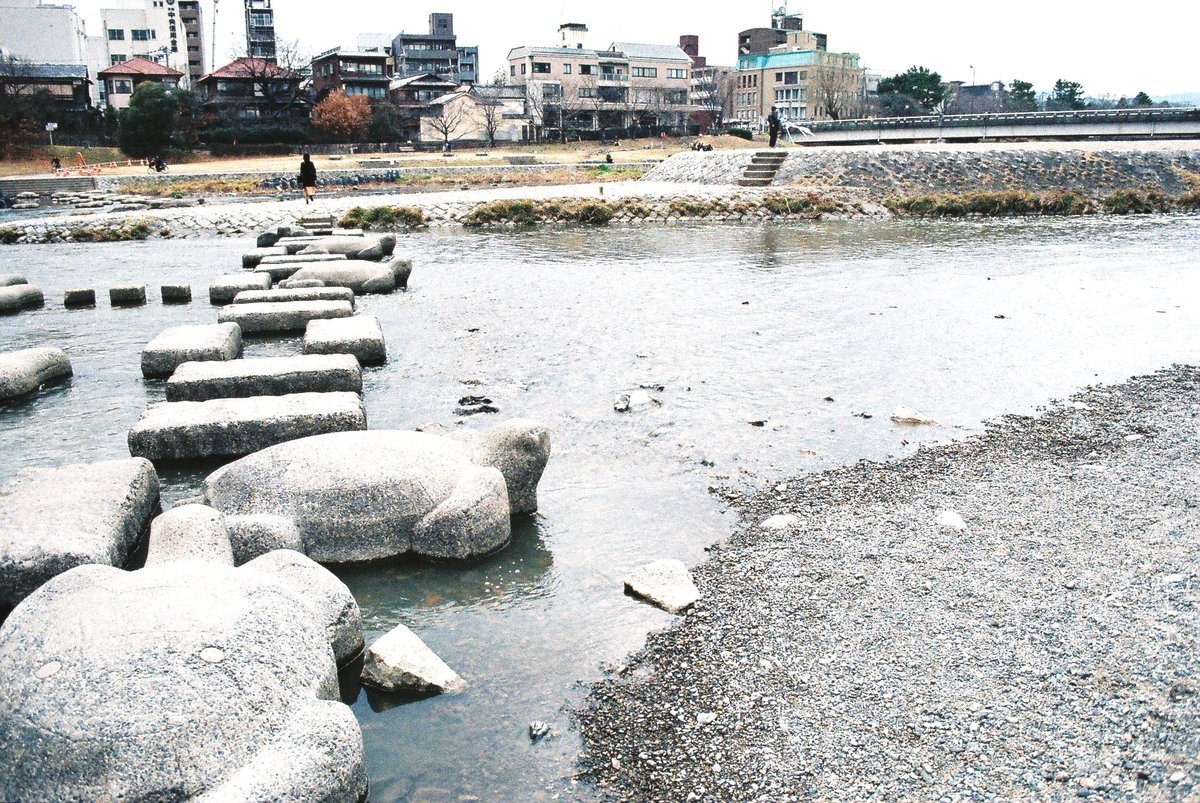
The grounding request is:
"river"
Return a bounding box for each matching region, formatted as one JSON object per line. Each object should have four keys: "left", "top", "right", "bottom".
{"left": 1, "top": 215, "right": 1198, "bottom": 800}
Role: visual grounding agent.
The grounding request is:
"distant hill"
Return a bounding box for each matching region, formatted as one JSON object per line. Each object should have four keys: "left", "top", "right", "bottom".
{"left": 1156, "top": 93, "right": 1200, "bottom": 107}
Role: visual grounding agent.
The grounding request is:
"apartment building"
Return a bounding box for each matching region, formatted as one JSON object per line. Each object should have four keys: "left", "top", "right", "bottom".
{"left": 0, "top": 0, "right": 89, "bottom": 64}
{"left": 392, "top": 13, "right": 478, "bottom": 84}
{"left": 244, "top": 0, "right": 276, "bottom": 63}
{"left": 734, "top": 20, "right": 865, "bottom": 124}
{"left": 311, "top": 47, "right": 391, "bottom": 102}
{"left": 508, "top": 24, "right": 691, "bottom": 139}
{"left": 679, "top": 34, "right": 733, "bottom": 131}
{"left": 0, "top": 62, "right": 91, "bottom": 111}
{"left": 195, "top": 56, "right": 305, "bottom": 120}
{"left": 85, "top": 0, "right": 202, "bottom": 105}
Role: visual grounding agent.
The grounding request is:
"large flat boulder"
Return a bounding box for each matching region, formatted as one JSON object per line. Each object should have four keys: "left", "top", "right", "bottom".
{"left": 624, "top": 559, "right": 700, "bottom": 613}
{"left": 0, "top": 458, "right": 159, "bottom": 611}
{"left": 0, "top": 284, "right": 44, "bottom": 314}
{"left": 217, "top": 300, "right": 353, "bottom": 334}
{"left": 299, "top": 234, "right": 396, "bottom": 261}
{"left": 233, "top": 286, "right": 355, "bottom": 307}
{"left": 166, "top": 354, "right": 362, "bottom": 402}
{"left": 287, "top": 261, "right": 396, "bottom": 295}
{"left": 128, "top": 392, "right": 367, "bottom": 461}
{"left": 203, "top": 420, "right": 551, "bottom": 563}
{"left": 140, "top": 323, "right": 242, "bottom": 379}
{"left": 0, "top": 347, "right": 72, "bottom": 401}
{"left": 254, "top": 254, "right": 347, "bottom": 282}
{"left": 0, "top": 553, "right": 366, "bottom": 801}
{"left": 303, "top": 315, "right": 387, "bottom": 365}
{"left": 209, "top": 273, "right": 271, "bottom": 305}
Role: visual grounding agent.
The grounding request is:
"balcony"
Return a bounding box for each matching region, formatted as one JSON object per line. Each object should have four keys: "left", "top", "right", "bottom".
{"left": 598, "top": 73, "right": 628, "bottom": 83}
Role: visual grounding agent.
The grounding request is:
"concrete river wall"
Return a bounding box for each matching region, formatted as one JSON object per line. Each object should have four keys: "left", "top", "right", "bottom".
{"left": 644, "top": 144, "right": 1200, "bottom": 197}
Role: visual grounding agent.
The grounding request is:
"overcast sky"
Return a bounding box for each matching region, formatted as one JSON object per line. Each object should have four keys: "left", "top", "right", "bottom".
{"left": 68, "top": 0, "right": 1199, "bottom": 98}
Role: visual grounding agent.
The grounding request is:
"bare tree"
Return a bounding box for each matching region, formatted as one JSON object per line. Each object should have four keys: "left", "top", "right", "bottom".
{"left": 474, "top": 91, "right": 503, "bottom": 147}
{"left": 522, "top": 82, "right": 550, "bottom": 141}
{"left": 810, "top": 62, "right": 865, "bottom": 121}
{"left": 694, "top": 71, "right": 732, "bottom": 131}
{"left": 553, "top": 77, "right": 596, "bottom": 142}
{"left": 425, "top": 96, "right": 467, "bottom": 147}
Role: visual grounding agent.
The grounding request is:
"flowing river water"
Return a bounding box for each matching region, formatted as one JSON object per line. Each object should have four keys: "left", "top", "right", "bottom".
{"left": 2, "top": 215, "right": 1198, "bottom": 800}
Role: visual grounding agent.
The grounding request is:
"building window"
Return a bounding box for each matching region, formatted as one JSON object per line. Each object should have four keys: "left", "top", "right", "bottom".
{"left": 532, "top": 62, "right": 551, "bottom": 74}
{"left": 784, "top": 71, "right": 798, "bottom": 85}
{"left": 578, "top": 86, "right": 595, "bottom": 98}
{"left": 667, "top": 68, "right": 687, "bottom": 79}
{"left": 579, "top": 64, "right": 594, "bottom": 75}
{"left": 110, "top": 79, "right": 132, "bottom": 94}
{"left": 776, "top": 72, "right": 783, "bottom": 81}
{"left": 520, "top": 64, "right": 526, "bottom": 75}
{"left": 132, "top": 29, "right": 154, "bottom": 41}
{"left": 631, "top": 67, "right": 657, "bottom": 78}
{"left": 510, "top": 65, "right": 516, "bottom": 76}
{"left": 542, "top": 83, "right": 562, "bottom": 100}
{"left": 108, "top": 29, "right": 125, "bottom": 41}
{"left": 110, "top": 54, "right": 127, "bottom": 65}
{"left": 665, "top": 90, "right": 687, "bottom": 105}
{"left": 563, "top": 63, "right": 572, "bottom": 74}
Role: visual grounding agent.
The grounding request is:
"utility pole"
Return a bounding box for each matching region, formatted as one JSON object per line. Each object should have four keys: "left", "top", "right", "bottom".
{"left": 211, "top": 0, "right": 218, "bottom": 72}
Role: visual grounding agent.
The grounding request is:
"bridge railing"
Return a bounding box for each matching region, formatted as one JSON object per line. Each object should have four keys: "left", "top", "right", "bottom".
{"left": 803, "top": 107, "right": 1200, "bottom": 133}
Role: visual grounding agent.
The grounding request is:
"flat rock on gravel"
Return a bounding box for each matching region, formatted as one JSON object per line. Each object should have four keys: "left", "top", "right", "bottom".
{"left": 0, "top": 457, "right": 159, "bottom": 611}
{"left": 623, "top": 559, "right": 700, "bottom": 613}
{"left": 578, "top": 367, "right": 1200, "bottom": 802}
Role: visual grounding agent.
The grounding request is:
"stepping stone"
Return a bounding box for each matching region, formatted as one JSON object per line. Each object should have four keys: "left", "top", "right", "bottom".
{"left": 258, "top": 254, "right": 348, "bottom": 266}
{"left": 127, "top": 392, "right": 367, "bottom": 461}
{"left": 280, "top": 279, "right": 326, "bottom": 289}
{"left": 161, "top": 284, "right": 192, "bottom": 304}
{"left": 0, "top": 457, "right": 159, "bottom": 611}
{"left": 253, "top": 256, "right": 346, "bottom": 282}
{"left": 391, "top": 258, "right": 413, "bottom": 288}
{"left": 109, "top": 285, "right": 146, "bottom": 307}
{"left": 141, "top": 323, "right": 242, "bottom": 379}
{"left": 0, "top": 274, "right": 28, "bottom": 287}
{"left": 287, "top": 262, "right": 395, "bottom": 295}
{"left": 166, "top": 354, "right": 362, "bottom": 402}
{"left": 209, "top": 274, "right": 271, "bottom": 305}
{"left": 304, "top": 315, "right": 387, "bottom": 365}
{"left": 63, "top": 288, "right": 96, "bottom": 308}
{"left": 218, "top": 300, "right": 353, "bottom": 334}
{"left": 233, "top": 287, "right": 355, "bottom": 308}
{"left": 0, "top": 284, "right": 44, "bottom": 314}
{"left": 624, "top": 559, "right": 700, "bottom": 614}
{"left": 0, "top": 347, "right": 73, "bottom": 400}
{"left": 360, "top": 623, "right": 466, "bottom": 695}
{"left": 241, "top": 246, "right": 288, "bottom": 270}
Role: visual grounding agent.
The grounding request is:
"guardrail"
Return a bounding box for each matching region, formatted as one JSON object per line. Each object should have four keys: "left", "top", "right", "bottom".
{"left": 804, "top": 107, "right": 1200, "bottom": 133}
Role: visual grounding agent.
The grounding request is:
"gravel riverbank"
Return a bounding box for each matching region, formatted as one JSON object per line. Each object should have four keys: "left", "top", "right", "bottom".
{"left": 579, "top": 366, "right": 1200, "bottom": 801}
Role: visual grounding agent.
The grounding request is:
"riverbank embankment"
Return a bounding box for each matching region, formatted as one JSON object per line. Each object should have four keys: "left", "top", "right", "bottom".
{"left": 646, "top": 140, "right": 1200, "bottom": 197}
{"left": 579, "top": 366, "right": 1200, "bottom": 801}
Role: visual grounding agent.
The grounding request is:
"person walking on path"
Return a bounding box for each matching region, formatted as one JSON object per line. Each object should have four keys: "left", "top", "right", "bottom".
{"left": 767, "top": 107, "right": 781, "bottom": 148}
{"left": 299, "top": 153, "right": 317, "bottom": 205}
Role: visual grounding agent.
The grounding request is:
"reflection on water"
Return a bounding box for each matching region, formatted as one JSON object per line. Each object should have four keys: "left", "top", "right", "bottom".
{"left": 1, "top": 215, "right": 1199, "bottom": 799}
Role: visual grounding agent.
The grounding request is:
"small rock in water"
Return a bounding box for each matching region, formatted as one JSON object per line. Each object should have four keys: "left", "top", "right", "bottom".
{"left": 614, "top": 390, "right": 660, "bottom": 413}
{"left": 891, "top": 406, "right": 937, "bottom": 425}
{"left": 1124, "top": 434, "right": 1144, "bottom": 442}
{"left": 624, "top": 559, "right": 699, "bottom": 614}
{"left": 529, "top": 721, "right": 552, "bottom": 742}
{"left": 360, "top": 623, "right": 466, "bottom": 695}
{"left": 696, "top": 712, "right": 718, "bottom": 725}
{"left": 936, "top": 510, "right": 968, "bottom": 531}
{"left": 748, "top": 420, "right": 767, "bottom": 427}
{"left": 760, "top": 514, "right": 798, "bottom": 531}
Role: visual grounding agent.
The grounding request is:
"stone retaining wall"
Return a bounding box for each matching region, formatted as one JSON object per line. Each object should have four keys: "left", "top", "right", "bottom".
{"left": 644, "top": 147, "right": 1200, "bottom": 196}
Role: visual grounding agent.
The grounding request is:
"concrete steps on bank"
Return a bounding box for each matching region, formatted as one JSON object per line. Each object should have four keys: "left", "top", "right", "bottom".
{"left": 736, "top": 152, "right": 788, "bottom": 188}
{"left": 0, "top": 176, "right": 99, "bottom": 198}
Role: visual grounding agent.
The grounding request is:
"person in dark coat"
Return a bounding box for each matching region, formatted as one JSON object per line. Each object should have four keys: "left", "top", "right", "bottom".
{"left": 299, "top": 153, "right": 317, "bottom": 204}
{"left": 767, "top": 107, "right": 781, "bottom": 148}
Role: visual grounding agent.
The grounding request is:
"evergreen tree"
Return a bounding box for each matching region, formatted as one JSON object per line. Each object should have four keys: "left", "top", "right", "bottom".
{"left": 1007, "top": 79, "right": 1038, "bottom": 111}
{"left": 877, "top": 66, "right": 948, "bottom": 112}
{"left": 118, "top": 82, "right": 178, "bottom": 157}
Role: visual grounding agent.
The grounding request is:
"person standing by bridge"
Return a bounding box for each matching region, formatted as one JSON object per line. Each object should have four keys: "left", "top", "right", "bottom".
{"left": 768, "top": 107, "right": 781, "bottom": 148}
